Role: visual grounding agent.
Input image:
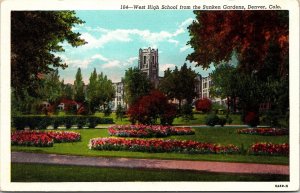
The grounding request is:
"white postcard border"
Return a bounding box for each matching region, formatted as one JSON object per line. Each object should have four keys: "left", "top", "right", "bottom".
{"left": 0, "top": 0, "right": 299, "bottom": 191}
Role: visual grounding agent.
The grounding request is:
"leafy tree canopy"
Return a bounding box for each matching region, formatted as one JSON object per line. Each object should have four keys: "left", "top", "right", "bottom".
{"left": 87, "top": 69, "right": 115, "bottom": 114}
{"left": 159, "top": 63, "right": 197, "bottom": 107}
{"left": 187, "top": 11, "right": 288, "bottom": 77}
{"left": 74, "top": 68, "right": 85, "bottom": 103}
{"left": 124, "top": 67, "right": 152, "bottom": 106}
{"left": 11, "top": 11, "right": 86, "bottom": 98}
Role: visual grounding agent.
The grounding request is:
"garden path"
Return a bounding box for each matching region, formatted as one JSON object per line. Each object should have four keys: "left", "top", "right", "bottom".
{"left": 11, "top": 152, "right": 289, "bottom": 175}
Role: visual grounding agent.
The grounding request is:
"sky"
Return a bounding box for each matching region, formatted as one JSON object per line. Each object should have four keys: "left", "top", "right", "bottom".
{"left": 57, "top": 10, "right": 214, "bottom": 84}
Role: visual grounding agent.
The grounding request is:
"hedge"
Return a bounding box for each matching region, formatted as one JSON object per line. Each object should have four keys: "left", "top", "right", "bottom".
{"left": 12, "top": 115, "right": 114, "bottom": 130}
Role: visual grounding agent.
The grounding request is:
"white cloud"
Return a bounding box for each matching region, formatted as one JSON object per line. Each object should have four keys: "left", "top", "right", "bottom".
{"left": 102, "top": 60, "right": 121, "bottom": 69}
{"left": 79, "top": 18, "right": 194, "bottom": 50}
{"left": 125, "top": 57, "right": 138, "bottom": 66}
{"left": 179, "top": 18, "right": 194, "bottom": 28}
{"left": 180, "top": 45, "right": 191, "bottom": 52}
{"left": 160, "top": 63, "right": 176, "bottom": 72}
{"left": 168, "top": 39, "right": 179, "bottom": 45}
{"left": 91, "top": 54, "right": 109, "bottom": 62}
{"left": 68, "top": 59, "right": 92, "bottom": 69}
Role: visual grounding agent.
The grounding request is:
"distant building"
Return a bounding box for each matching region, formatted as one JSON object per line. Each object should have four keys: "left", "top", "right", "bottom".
{"left": 111, "top": 47, "right": 228, "bottom": 111}
{"left": 111, "top": 81, "right": 126, "bottom": 111}
{"left": 194, "top": 75, "right": 227, "bottom": 106}
{"left": 138, "top": 47, "right": 160, "bottom": 88}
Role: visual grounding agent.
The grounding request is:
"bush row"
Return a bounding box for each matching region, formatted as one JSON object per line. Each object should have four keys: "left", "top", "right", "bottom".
{"left": 12, "top": 115, "right": 114, "bottom": 130}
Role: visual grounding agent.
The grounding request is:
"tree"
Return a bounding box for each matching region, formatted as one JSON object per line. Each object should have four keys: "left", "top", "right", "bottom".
{"left": 124, "top": 67, "right": 152, "bottom": 106}
{"left": 209, "top": 63, "right": 239, "bottom": 112}
{"left": 74, "top": 68, "right": 85, "bottom": 103}
{"left": 41, "top": 69, "right": 63, "bottom": 104}
{"left": 87, "top": 69, "right": 99, "bottom": 113}
{"left": 61, "top": 82, "right": 74, "bottom": 100}
{"left": 188, "top": 11, "right": 289, "bottom": 124}
{"left": 11, "top": 11, "right": 86, "bottom": 98}
{"left": 195, "top": 98, "right": 212, "bottom": 113}
{"left": 187, "top": 11, "right": 288, "bottom": 77}
{"left": 159, "top": 63, "right": 197, "bottom": 109}
{"left": 97, "top": 72, "right": 115, "bottom": 115}
{"left": 87, "top": 69, "right": 115, "bottom": 114}
{"left": 116, "top": 104, "right": 125, "bottom": 120}
{"left": 127, "top": 90, "right": 177, "bottom": 125}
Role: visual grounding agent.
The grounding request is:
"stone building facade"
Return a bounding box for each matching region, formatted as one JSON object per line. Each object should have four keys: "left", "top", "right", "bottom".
{"left": 112, "top": 81, "right": 125, "bottom": 110}
{"left": 138, "top": 47, "right": 160, "bottom": 88}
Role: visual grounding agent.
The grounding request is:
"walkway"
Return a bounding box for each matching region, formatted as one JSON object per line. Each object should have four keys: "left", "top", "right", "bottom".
{"left": 11, "top": 152, "right": 289, "bottom": 175}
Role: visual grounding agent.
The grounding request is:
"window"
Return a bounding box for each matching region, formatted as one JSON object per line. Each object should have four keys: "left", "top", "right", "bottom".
{"left": 204, "top": 82, "right": 207, "bottom": 89}
{"left": 143, "top": 56, "right": 146, "bottom": 64}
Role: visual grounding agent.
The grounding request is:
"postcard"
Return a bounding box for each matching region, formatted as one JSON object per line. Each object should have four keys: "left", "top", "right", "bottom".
{"left": 0, "top": 0, "right": 299, "bottom": 191}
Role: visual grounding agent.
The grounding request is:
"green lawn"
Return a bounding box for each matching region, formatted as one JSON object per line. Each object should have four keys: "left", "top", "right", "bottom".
{"left": 95, "top": 112, "right": 244, "bottom": 125}
{"left": 11, "top": 163, "right": 289, "bottom": 182}
{"left": 11, "top": 127, "right": 289, "bottom": 165}
{"left": 173, "top": 113, "right": 242, "bottom": 125}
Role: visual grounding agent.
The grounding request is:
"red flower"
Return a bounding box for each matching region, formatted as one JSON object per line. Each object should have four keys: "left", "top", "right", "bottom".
{"left": 11, "top": 130, "right": 81, "bottom": 147}
{"left": 89, "top": 137, "right": 240, "bottom": 154}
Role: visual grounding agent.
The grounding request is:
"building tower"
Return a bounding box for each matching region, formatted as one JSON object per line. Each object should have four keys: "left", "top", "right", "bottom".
{"left": 138, "top": 47, "right": 159, "bottom": 87}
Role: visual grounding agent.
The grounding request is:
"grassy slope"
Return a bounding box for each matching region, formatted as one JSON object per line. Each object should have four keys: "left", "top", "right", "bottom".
{"left": 11, "top": 128, "right": 289, "bottom": 165}
{"left": 11, "top": 163, "right": 289, "bottom": 182}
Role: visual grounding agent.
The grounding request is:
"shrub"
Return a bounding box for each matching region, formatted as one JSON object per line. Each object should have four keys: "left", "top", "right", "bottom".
{"left": 195, "top": 98, "right": 212, "bottom": 113}
{"left": 115, "top": 104, "right": 125, "bottom": 120}
{"left": 64, "top": 116, "right": 74, "bottom": 129}
{"left": 127, "top": 90, "right": 177, "bottom": 125}
{"left": 12, "top": 115, "right": 114, "bottom": 130}
{"left": 180, "top": 103, "right": 193, "bottom": 121}
{"left": 160, "top": 103, "right": 177, "bottom": 125}
{"left": 244, "top": 111, "right": 259, "bottom": 127}
{"left": 77, "top": 116, "right": 87, "bottom": 129}
{"left": 205, "top": 114, "right": 220, "bottom": 126}
{"left": 226, "top": 116, "right": 233, "bottom": 124}
{"left": 52, "top": 117, "right": 63, "bottom": 129}
{"left": 218, "top": 117, "right": 227, "bottom": 127}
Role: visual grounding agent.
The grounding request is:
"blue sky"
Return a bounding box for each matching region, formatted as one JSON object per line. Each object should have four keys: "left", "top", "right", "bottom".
{"left": 57, "top": 10, "right": 214, "bottom": 84}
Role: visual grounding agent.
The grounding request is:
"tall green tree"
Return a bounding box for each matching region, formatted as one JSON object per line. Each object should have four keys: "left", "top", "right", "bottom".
{"left": 87, "top": 68, "right": 99, "bottom": 113}
{"left": 61, "top": 81, "right": 74, "bottom": 100}
{"left": 11, "top": 11, "right": 86, "bottom": 99}
{"left": 87, "top": 69, "right": 115, "bottom": 114}
{"left": 209, "top": 63, "right": 239, "bottom": 112}
{"left": 97, "top": 72, "right": 115, "bottom": 114}
{"left": 159, "top": 63, "right": 197, "bottom": 108}
{"left": 124, "top": 67, "right": 152, "bottom": 106}
{"left": 41, "top": 69, "right": 63, "bottom": 104}
{"left": 74, "top": 68, "right": 85, "bottom": 103}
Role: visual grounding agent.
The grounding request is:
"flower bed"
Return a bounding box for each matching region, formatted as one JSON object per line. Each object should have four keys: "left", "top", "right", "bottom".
{"left": 248, "top": 142, "right": 289, "bottom": 156}
{"left": 11, "top": 131, "right": 54, "bottom": 147}
{"left": 237, "top": 128, "right": 289, "bottom": 136}
{"left": 11, "top": 130, "right": 81, "bottom": 147}
{"left": 89, "top": 137, "right": 239, "bottom": 154}
{"left": 46, "top": 131, "right": 81, "bottom": 143}
{"left": 108, "top": 125, "right": 195, "bottom": 138}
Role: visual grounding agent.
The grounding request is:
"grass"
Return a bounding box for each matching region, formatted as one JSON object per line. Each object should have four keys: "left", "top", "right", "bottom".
{"left": 95, "top": 112, "right": 244, "bottom": 125}
{"left": 11, "top": 127, "right": 289, "bottom": 165}
{"left": 11, "top": 163, "right": 289, "bottom": 182}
